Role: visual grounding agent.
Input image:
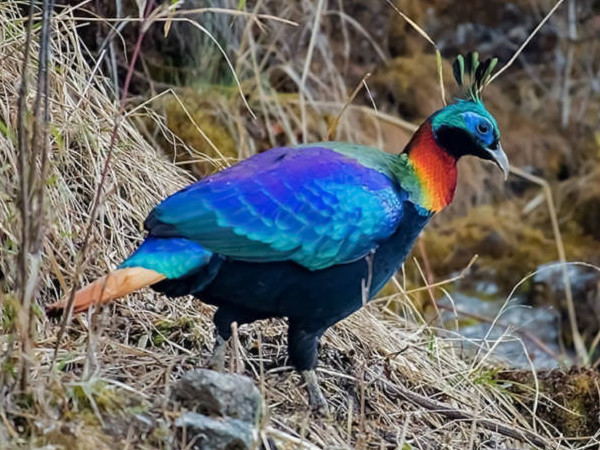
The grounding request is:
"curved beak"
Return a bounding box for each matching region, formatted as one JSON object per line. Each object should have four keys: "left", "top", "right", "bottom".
{"left": 486, "top": 144, "right": 509, "bottom": 180}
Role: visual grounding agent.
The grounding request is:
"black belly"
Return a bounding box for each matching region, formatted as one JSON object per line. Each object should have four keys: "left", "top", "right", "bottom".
{"left": 153, "top": 203, "right": 430, "bottom": 331}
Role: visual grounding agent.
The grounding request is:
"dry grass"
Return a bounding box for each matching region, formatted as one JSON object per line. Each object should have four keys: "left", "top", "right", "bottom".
{"left": 1, "top": 1, "right": 599, "bottom": 449}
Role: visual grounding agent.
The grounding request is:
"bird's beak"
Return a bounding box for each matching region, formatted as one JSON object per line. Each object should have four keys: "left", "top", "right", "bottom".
{"left": 485, "top": 144, "right": 509, "bottom": 180}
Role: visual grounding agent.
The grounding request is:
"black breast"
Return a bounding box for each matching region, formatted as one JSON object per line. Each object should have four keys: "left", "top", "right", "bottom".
{"left": 154, "top": 202, "right": 431, "bottom": 330}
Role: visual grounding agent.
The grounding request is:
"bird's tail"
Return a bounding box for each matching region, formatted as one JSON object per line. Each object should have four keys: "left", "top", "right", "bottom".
{"left": 45, "top": 236, "right": 213, "bottom": 317}
{"left": 45, "top": 267, "right": 165, "bottom": 317}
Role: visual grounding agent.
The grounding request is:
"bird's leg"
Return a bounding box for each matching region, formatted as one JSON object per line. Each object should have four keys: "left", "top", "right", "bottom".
{"left": 209, "top": 307, "right": 234, "bottom": 371}
{"left": 288, "top": 321, "right": 329, "bottom": 415}
{"left": 208, "top": 334, "right": 228, "bottom": 372}
{"left": 301, "top": 370, "right": 329, "bottom": 415}
{"left": 210, "top": 306, "right": 263, "bottom": 372}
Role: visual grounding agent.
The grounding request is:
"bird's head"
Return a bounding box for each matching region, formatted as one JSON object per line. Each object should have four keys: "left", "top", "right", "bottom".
{"left": 429, "top": 53, "right": 509, "bottom": 179}
{"left": 400, "top": 52, "right": 509, "bottom": 212}
{"left": 431, "top": 99, "right": 508, "bottom": 179}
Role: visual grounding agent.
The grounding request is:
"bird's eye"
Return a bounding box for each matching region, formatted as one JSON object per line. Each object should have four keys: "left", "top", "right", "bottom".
{"left": 476, "top": 122, "right": 490, "bottom": 134}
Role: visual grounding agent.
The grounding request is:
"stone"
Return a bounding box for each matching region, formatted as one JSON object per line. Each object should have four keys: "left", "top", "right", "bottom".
{"left": 171, "top": 369, "right": 263, "bottom": 424}
{"left": 175, "top": 412, "right": 257, "bottom": 450}
{"left": 529, "top": 263, "right": 600, "bottom": 346}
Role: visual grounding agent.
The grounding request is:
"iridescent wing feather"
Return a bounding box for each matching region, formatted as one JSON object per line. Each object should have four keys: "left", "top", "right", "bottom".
{"left": 144, "top": 146, "right": 406, "bottom": 271}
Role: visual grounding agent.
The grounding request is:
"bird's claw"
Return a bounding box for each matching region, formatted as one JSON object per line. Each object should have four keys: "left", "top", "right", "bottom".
{"left": 309, "top": 388, "right": 330, "bottom": 417}
{"left": 208, "top": 335, "right": 227, "bottom": 372}
{"left": 301, "top": 370, "right": 330, "bottom": 417}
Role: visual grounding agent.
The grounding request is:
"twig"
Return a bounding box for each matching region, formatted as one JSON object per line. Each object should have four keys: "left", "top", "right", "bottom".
{"left": 15, "top": 0, "right": 55, "bottom": 392}
{"left": 324, "top": 72, "right": 371, "bottom": 141}
{"left": 14, "top": 0, "right": 36, "bottom": 394}
{"left": 436, "top": 303, "right": 559, "bottom": 361}
{"left": 561, "top": 0, "right": 577, "bottom": 127}
{"left": 280, "top": 98, "right": 418, "bottom": 133}
{"left": 362, "top": 78, "right": 384, "bottom": 149}
{"left": 385, "top": 0, "right": 446, "bottom": 105}
{"left": 404, "top": 255, "right": 478, "bottom": 295}
{"left": 52, "top": 0, "right": 157, "bottom": 364}
{"left": 508, "top": 166, "right": 587, "bottom": 364}
{"left": 174, "top": 17, "right": 255, "bottom": 119}
{"left": 378, "top": 376, "right": 548, "bottom": 448}
{"left": 266, "top": 427, "right": 321, "bottom": 450}
{"left": 299, "top": 0, "right": 325, "bottom": 142}
{"left": 490, "top": 0, "right": 566, "bottom": 83}
{"left": 231, "top": 321, "right": 244, "bottom": 374}
{"left": 412, "top": 256, "right": 441, "bottom": 324}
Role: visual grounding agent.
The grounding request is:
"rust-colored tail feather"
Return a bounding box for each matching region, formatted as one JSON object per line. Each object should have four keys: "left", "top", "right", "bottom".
{"left": 46, "top": 267, "right": 165, "bottom": 317}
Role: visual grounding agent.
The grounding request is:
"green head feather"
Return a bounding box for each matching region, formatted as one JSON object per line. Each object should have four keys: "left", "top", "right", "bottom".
{"left": 431, "top": 99, "right": 500, "bottom": 145}
{"left": 425, "top": 52, "right": 508, "bottom": 181}
{"left": 452, "top": 52, "right": 498, "bottom": 102}
{"left": 430, "top": 52, "right": 501, "bottom": 146}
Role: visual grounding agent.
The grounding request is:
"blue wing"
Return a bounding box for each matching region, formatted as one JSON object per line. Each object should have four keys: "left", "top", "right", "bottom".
{"left": 144, "top": 146, "right": 406, "bottom": 270}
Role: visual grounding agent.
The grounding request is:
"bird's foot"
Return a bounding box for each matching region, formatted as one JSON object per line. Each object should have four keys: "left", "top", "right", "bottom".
{"left": 207, "top": 335, "right": 227, "bottom": 372}
{"left": 301, "top": 370, "right": 330, "bottom": 417}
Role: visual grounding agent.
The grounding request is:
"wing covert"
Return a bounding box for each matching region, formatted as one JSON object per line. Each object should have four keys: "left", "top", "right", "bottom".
{"left": 145, "top": 146, "right": 406, "bottom": 270}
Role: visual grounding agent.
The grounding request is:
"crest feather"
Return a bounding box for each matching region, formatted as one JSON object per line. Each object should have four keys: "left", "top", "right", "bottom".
{"left": 452, "top": 51, "right": 498, "bottom": 101}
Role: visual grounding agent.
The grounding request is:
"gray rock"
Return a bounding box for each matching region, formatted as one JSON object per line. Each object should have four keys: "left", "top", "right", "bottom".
{"left": 529, "top": 263, "right": 600, "bottom": 345}
{"left": 175, "top": 412, "right": 257, "bottom": 450}
{"left": 172, "top": 369, "right": 263, "bottom": 423}
{"left": 532, "top": 263, "right": 599, "bottom": 293}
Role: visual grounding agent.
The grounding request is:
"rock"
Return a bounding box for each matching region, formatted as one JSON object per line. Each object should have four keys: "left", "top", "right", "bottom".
{"left": 439, "top": 291, "right": 561, "bottom": 369}
{"left": 171, "top": 369, "right": 263, "bottom": 424}
{"left": 0, "top": 423, "right": 7, "bottom": 444}
{"left": 429, "top": 1, "right": 558, "bottom": 63}
{"left": 172, "top": 370, "right": 266, "bottom": 450}
{"left": 175, "top": 412, "right": 257, "bottom": 450}
{"left": 529, "top": 263, "right": 600, "bottom": 347}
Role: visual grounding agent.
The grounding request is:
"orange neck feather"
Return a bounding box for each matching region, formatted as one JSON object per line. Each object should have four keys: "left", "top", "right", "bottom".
{"left": 406, "top": 121, "right": 458, "bottom": 212}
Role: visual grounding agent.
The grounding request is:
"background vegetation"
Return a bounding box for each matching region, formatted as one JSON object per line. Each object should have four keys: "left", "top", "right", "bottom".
{"left": 1, "top": 0, "right": 600, "bottom": 448}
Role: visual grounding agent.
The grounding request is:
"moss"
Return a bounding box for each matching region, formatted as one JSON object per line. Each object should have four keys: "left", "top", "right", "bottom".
{"left": 470, "top": 367, "right": 501, "bottom": 388}
{"left": 387, "top": 0, "right": 427, "bottom": 56}
{"left": 375, "top": 277, "right": 431, "bottom": 317}
{"left": 416, "top": 202, "right": 600, "bottom": 291}
{"left": 66, "top": 380, "right": 124, "bottom": 416}
{"left": 1, "top": 293, "right": 18, "bottom": 330}
{"left": 370, "top": 54, "right": 455, "bottom": 122}
{"left": 151, "top": 90, "right": 238, "bottom": 177}
{"left": 7, "top": 379, "right": 150, "bottom": 449}
{"left": 497, "top": 367, "right": 600, "bottom": 438}
{"left": 152, "top": 317, "right": 204, "bottom": 348}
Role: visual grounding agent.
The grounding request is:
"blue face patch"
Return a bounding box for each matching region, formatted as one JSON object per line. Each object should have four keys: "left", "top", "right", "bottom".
{"left": 463, "top": 112, "right": 495, "bottom": 147}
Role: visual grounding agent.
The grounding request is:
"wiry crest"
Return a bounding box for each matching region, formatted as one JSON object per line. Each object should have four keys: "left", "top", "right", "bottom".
{"left": 452, "top": 52, "right": 498, "bottom": 102}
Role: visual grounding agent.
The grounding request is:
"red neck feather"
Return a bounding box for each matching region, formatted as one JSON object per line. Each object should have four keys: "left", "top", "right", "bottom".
{"left": 405, "top": 121, "right": 458, "bottom": 212}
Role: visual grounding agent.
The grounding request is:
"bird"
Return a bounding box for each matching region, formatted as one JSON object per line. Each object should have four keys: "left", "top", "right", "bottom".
{"left": 47, "top": 53, "right": 508, "bottom": 412}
